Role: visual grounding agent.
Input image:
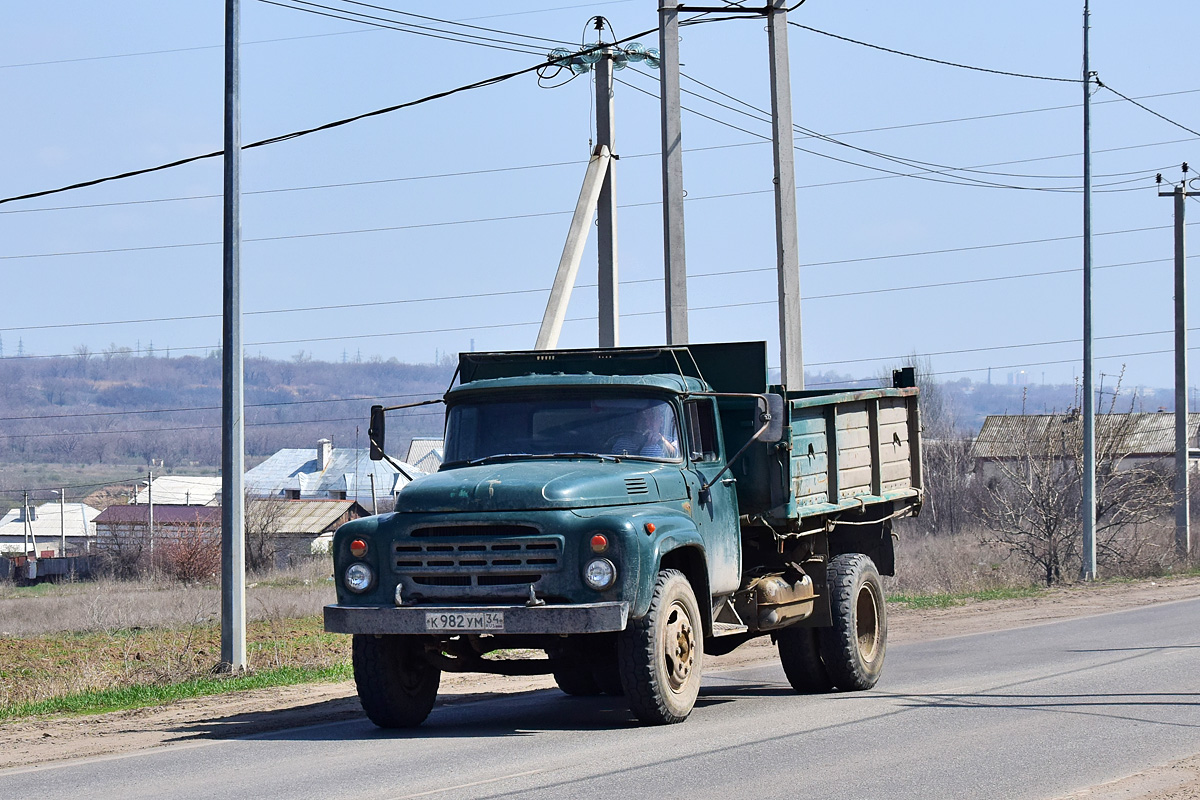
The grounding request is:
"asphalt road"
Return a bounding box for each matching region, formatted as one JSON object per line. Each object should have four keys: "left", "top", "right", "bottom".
{"left": 3, "top": 597, "right": 1198, "bottom": 800}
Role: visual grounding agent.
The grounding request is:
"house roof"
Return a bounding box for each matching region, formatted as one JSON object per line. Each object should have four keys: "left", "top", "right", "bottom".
{"left": 972, "top": 413, "right": 1200, "bottom": 459}
{"left": 405, "top": 437, "right": 444, "bottom": 467}
{"left": 244, "top": 445, "right": 422, "bottom": 500}
{"left": 264, "top": 499, "right": 367, "bottom": 534}
{"left": 0, "top": 503, "right": 99, "bottom": 542}
{"left": 94, "top": 504, "right": 221, "bottom": 526}
{"left": 133, "top": 476, "right": 222, "bottom": 506}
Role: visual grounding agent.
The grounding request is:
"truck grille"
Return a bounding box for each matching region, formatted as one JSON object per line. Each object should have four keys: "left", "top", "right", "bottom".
{"left": 393, "top": 538, "right": 563, "bottom": 587}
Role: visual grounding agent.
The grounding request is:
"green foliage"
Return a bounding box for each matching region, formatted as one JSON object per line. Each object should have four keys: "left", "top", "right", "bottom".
{"left": 0, "top": 664, "right": 352, "bottom": 720}
{"left": 888, "top": 585, "right": 1043, "bottom": 609}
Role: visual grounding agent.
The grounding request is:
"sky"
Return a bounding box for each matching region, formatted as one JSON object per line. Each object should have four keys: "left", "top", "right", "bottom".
{"left": 1, "top": 0, "right": 1197, "bottom": 393}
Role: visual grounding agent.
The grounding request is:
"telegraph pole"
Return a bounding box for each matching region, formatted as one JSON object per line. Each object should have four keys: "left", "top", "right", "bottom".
{"left": 147, "top": 470, "right": 155, "bottom": 565}
{"left": 767, "top": 0, "right": 804, "bottom": 390}
{"left": 595, "top": 20, "right": 619, "bottom": 348}
{"left": 58, "top": 488, "right": 65, "bottom": 556}
{"left": 659, "top": 0, "right": 688, "bottom": 344}
{"left": 1080, "top": 0, "right": 1097, "bottom": 581}
{"left": 1160, "top": 165, "right": 1198, "bottom": 560}
{"left": 220, "top": 0, "right": 247, "bottom": 672}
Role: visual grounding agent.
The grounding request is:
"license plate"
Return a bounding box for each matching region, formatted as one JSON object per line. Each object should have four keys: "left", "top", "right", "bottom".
{"left": 424, "top": 611, "right": 505, "bottom": 632}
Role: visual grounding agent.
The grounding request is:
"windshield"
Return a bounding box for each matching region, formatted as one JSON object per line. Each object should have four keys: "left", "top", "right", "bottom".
{"left": 444, "top": 394, "right": 682, "bottom": 464}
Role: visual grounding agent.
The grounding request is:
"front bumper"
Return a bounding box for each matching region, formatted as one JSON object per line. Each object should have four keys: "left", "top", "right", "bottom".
{"left": 323, "top": 601, "right": 629, "bottom": 635}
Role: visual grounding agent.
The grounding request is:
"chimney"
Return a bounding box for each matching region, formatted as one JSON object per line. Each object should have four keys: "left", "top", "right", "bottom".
{"left": 318, "top": 438, "right": 333, "bottom": 471}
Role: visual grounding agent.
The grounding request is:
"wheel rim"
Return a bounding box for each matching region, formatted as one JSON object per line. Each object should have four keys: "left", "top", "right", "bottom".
{"left": 854, "top": 582, "right": 881, "bottom": 664}
{"left": 662, "top": 599, "right": 697, "bottom": 692}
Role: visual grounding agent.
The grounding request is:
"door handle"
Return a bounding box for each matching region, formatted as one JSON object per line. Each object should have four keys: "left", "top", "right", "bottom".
{"left": 721, "top": 478, "right": 736, "bottom": 486}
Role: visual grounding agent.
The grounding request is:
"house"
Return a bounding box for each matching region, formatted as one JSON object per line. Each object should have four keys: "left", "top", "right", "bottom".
{"left": 265, "top": 499, "right": 370, "bottom": 566}
{"left": 0, "top": 502, "right": 99, "bottom": 557}
{"left": 244, "top": 438, "right": 422, "bottom": 507}
{"left": 133, "top": 475, "right": 222, "bottom": 506}
{"left": 972, "top": 412, "right": 1200, "bottom": 478}
{"left": 405, "top": 437, "right": 444, "bottom": 473}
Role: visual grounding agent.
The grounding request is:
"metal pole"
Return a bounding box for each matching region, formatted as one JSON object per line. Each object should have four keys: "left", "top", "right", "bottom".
{"left": 221, "top": 0, "right": 247, "bottom": 672}
{"left": 596, "top": 41, "right": 619, "bottom": 347}
{"left": 59, "top": 489, "right": 65, "bottom": 556}
{"left": 659, "top": 0, "right": 688, "bottom": 344}
{"left": 767, "top": 0, "right": 804, "bottom": 391}
{"left": 22, "top": 490, "right": 29, "bottom": 556}
{"left": 369, "top": 471, "right": 378, "bottom": 516}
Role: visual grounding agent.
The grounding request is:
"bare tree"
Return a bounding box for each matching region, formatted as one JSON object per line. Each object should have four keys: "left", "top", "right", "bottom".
{"left": 980, "top": 378, "right": 1173, "bottom": 584}
{"left": 245, "top": 494, "right": 290, "bottom": 573}
{"left": 159, "top": 513, "right": 220, "bottom": 583}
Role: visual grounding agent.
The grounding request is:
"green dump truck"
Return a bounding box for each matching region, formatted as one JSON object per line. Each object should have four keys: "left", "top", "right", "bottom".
{"left": 324, "top": 340, "right": 922, "bottom": 726}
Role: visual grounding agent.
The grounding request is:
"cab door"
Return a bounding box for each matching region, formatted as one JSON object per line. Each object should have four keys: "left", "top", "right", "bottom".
{"left": 681, "top": 397, "right": 741, "bottom": 595}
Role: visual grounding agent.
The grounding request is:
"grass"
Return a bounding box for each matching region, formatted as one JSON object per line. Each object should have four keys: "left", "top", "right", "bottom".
{"left": 888, "top": 585, "right": 1044, "bottom": 609}
{"left": 0, "top": 664, "right": 352, "bottom": 720}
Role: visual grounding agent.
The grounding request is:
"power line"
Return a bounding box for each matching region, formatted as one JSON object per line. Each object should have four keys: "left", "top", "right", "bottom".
{"left": 0, "top": 0, "right": 635, "bottom": 70}
{"left": 2, "top": 224, "right": 1192, "bottom": 354}
{"left": 0, "top": 476, "right": 148, "bottom": 495}
{"left": 0, "top": 29, "right": 657, "bottom": 207}
{"left": 788, "top": 22, "right": 1081, "bottom": 83}
{"left": 1098, "top": 80, "right": 1200, "bottom": 138}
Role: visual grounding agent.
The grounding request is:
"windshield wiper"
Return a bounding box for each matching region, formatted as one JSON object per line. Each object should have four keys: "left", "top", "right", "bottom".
{"left": 466, "top": 452, "right": 618, "bottom": 466}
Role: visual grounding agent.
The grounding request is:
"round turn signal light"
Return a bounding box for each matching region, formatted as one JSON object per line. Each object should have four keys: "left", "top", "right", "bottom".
{"left": 644, "top": 522, "right": 656, "bottom": 534}
{"left": 590, "top": 534, "right": 608, "bottom": 553}
{"left": 349, "top": 539, "right": 368, "bottom": 558}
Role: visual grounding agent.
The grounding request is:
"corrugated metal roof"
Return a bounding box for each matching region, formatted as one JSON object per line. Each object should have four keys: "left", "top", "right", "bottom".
{"left": 265, "top": 499, "right": 365, "bottom": 534}
{"left": 972, "top": 413, "right": 1200, "bottom": 459}
{"left": 244, "top": 443, "right": 423, "bottom": 504}
{"left": 94, "top": 505, "right": 221, "bottom": 526}
{"left": 133, "top": 476, "right": 221, "bottom": 506}
{"left": 405, "top": 437, "right": 444, "bottom": 467}
{"left": 0, "top": 503, "right": 99, "bottom": 544}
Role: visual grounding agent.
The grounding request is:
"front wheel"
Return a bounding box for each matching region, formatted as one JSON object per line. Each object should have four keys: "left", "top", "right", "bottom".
{"left": 352, "top": 635, "right": 441, "bottom": 728}
{"left": 817, "top": 553, "right": 886, "bottom": 691}
{"left": 617, "top": 569, "right": 704, "bottom": 724}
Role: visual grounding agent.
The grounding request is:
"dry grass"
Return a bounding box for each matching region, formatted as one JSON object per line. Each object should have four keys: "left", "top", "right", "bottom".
{"left": 0, "top": 559, "right": 334, "bottom": 637}
{"left": 886, "top": 526, "right": 1034, "bottom": 595}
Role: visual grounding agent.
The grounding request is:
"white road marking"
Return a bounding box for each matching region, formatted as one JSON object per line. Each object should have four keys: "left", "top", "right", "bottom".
{"left": 386, "top": 768, "right": 544, "bottom": 799}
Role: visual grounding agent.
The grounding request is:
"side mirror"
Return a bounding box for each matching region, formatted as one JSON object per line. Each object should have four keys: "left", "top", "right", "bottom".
{"left": 758, "top": 393, "right": 786, "bottom": 443}
{"left": 369, "top": 405, "right": 385, "bottom": 462}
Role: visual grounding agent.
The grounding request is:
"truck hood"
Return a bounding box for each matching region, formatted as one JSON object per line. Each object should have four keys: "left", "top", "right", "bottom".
{"left": 396, "top": 460, "right": 688, "bottom": 513}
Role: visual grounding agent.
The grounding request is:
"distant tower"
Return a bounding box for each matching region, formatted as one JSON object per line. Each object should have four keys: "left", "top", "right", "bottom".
{"left": 0, "top": 333, "right": 4, "bottom": 357}
{"left": 16, "top": 338, "right": 24, "bottom": 357}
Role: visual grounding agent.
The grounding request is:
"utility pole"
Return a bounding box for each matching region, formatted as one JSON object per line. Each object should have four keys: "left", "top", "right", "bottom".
{"left": 22, "top": 490, "right": 30, "bottom": 557}
{"left": 1080, "top": 0, "right": 1097, "bottom": 581}
{"left": 58, "top": 488, "right": 65, "bottom": 556}
{"left": 369, "top": 471, "right": 378, "bottom": 516}
{"left": 767, "top": 0, "right": 804, "bottom": 390}
{"left": 147, "top": 470, "right": 155, "bottom": 566}
{"left": 1160, "top": 165, "right": 1198, "bottom": 560}
{"left": 659, "top": 0, "right": 688, "bottom": 344}
{"left": 595, "top": 19, "right": 619, "bottom": 348}
{"left": 221, "top": 0, "right": 247, "bottom": 673}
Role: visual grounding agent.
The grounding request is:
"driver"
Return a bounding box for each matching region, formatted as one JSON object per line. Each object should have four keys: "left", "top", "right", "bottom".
{"left": 608, "top": 402, "right": 680, "bottom": 458}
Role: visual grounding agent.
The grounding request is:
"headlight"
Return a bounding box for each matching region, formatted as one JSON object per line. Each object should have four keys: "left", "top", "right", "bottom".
{"left": 583, "top": 558, "right": 617, "bottom": 591}
{"left": 344, "top": 563, "right": 375, "bottom": 594}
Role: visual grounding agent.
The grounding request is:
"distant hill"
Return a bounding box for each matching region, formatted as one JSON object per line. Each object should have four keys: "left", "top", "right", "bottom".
{"left": 0, "top": 353, "right": 453, "bottom": 469}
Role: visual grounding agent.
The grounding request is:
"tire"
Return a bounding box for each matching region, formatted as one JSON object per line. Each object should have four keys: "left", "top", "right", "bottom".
{"left": 776, "top": 625, "right": 833, "bottom": 693}
{"left": 590, "top": 635, "right": 624, "bottom": 696}
{"left": 552, "top": 666, "right": 603, "bottom": 696}
{"left": 817, "top": 553, "right": 886, "bottom": 691}
{"left": 352, "top": 635, "right": 441, "bottom": 728}
{"left": 617, "top": 569, "right": 704, "bottom": 724}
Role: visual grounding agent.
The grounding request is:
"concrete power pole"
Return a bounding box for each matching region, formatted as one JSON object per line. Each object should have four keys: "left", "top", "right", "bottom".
{"left": 147, "top": 470, "right": 155, "bottom": 566}
{"left": 595, "top": 24, "right": 619, "bottom": 348}
{"left": 659, "top": 0, "right": 688, "bottom": 345}
{"left": 59, "top": 488, "right": 65, "bottom": 556}
{"left": 767, "top": 0, "right": 804, "bottom": 390}
{"left": 1080, "top": 0, "right": 1097, "bottom": 581}
{"left": 1161, "top": 166, "right": 1198, "bottom": 560}
{"left": 221, "top": 0, "right": 247, "bottom": 672}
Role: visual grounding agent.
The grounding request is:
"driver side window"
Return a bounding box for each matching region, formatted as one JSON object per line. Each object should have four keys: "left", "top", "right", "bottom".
{"left": 683, "top": 399, "right": 720, "bottom": 463}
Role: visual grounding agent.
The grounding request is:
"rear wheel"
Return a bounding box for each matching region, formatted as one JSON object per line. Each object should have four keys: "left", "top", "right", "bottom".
{"left": 352, "top": 635, "right": 441, "bottom": 728}
{"left": 776, "top": 624, "right": 832, "bottom": 693}
{"left": 617, "top": 569, "right": 704, "bottom": 724}
{"left": 817, "top": 553, "right": 886, "bottom": 691}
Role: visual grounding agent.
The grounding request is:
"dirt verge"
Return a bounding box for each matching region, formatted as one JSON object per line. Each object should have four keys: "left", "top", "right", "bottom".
{"left": 2, "top": 576, "right": 1198, "bottom": 773}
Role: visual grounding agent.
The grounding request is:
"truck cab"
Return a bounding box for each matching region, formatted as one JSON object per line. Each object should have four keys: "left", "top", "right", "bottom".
{"left": 325, "top": 342, "right": 921, "bottom": 726}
